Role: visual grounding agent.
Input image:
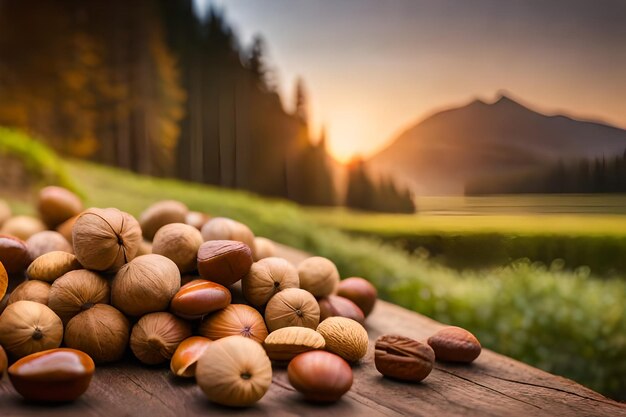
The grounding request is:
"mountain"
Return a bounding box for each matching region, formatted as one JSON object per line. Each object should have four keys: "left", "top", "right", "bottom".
{"left": 368, "top": 94, "right": 626, "bottom": 195}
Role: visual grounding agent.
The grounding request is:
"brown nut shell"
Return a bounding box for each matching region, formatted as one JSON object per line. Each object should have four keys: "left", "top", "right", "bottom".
{"left": 8, "top": 280, "right": 50, "bottom": 305}
{"left": 316, "top": 317, "right": 368, "bottom": 363}
{"left": 37, "top": 186, "right": 83, "bottom": 229}
{"left": 264, "top": 288, "right": 320, "bottom": 332}
{"left": 139, "top": 200, "right": 188, "bottom": 241}
{"left": 48, "top": 270, "right": 110, "bottom": 323}
{"left": 152, "top": 223, "right": 203, "bottom": 273}
{"left": 337, "top": 277, "right": 377, "bottom": 317}
{"left": 170, "top": 279, "right": 231, "bottom": 320}
{"left": 263, "top": 327, "right": 325, "bottom": 361}
{"left": 242, "top": 257, "right": 299, "bottom": 307}
{"left": 130, "top": 312, "right": 192, "bottom": 365}
{"left": 64, "top": 304, "right": 130, "bottom": 364}
{"left": 318, "top": 295, "right": 365, "bottom": 324}
{"left": 170, "top": 336, "right": 212, "bottom": 377}
{"left": 288, "top": 350, "right": 353, "bottom": 402}
{"left": 26, "top": 231, "right": 72, "bottom": 260}
{"left": 197, "top": 240, "right": 253, "bottom": 287}
{"left": 196, "top": 335, "right": 272, "bottom": 407}
{"left": 199, "top": 304, "right": 268, "bottom": 343}
{"left": 427, "top": 326, "right": 482, "bottom": 363}
{"left": 297, "top": 257, "right": 339, "bottom": 298}
{"left": 0, "top": 216, "right": 46, "bottom": 241}
{"left": 72, "top": 207, "right": 142, "bottom": 272}
{"left": 0, "top": 234, "right": 30, "bottom": 274}
{"left": 26, "top": 251, "right": 81, "bottom": 282}
{"left": 8, "top": 348, "right": 94, "bottom": 402}
{"left": 0, "top": 300, "right": 63, "bottom": 358}
{"left": 375, "top": 334, "right": 435, "bottom": 382}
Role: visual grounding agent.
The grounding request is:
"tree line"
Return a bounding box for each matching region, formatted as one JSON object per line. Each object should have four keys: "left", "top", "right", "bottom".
{"left": 0, "top": 0, "right": 414, "bottom": 213}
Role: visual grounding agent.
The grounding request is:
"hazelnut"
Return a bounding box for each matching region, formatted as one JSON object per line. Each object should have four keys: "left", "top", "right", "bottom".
{"left": 0, "top": 215, "right": 46, "bottom": 240}
{"left": 185, "top": 211, "right": 210, "bottom": 230}
{"left": 170, "top": 279, "right": 231, "bottom": 320}
{"left": 197, "top": 240, "right": 253, "bottom": 286}
{"left": 170, "top": 336, "right": 212, "bottom": 377}
{"left": 0, "top": 261, "right": 7, "bottom": 300}
{"left": 196, "top": 335, "right": 272, "bottom": 407}
{"left": 318, "top": 295, "right": 365, "bottom": 324}
{"left": 263, "top": 327, "right": 325, "bottom": 361}
{"left": 375, "top": 335, "right": 435, "bottom": 382}
{"left": 288, "top": 351, "right": 353, "bottom": 402}
{"left": 427, "top": 326, "right": 482, "bottom": 363}
{"left": 8, "top": 280, "right": 50, "bottom": 305}
{"left": 139, "top": 200, "right": 188, "bottom": 241}
{"left": 112, "top": 254, "right": 180, "bottom": 317}
{"left": 297, "top": 257, "right": 339, "bottom": 298}
{"left": 199, "top": 304, "right": 268, "bottom": 343}
{"left": 316, "top": 317, "right": 368, "bottom": 363}
{"left": 56, "top": 215, "right": 78, "bottom": 244}
{"left": 0, "top": 199, "right": 10, "bottom": 227}
{"left": 242, "top": 257, "right": 299, "bottom": 307}
{"left": 37, "top": 186, "right": 83, "bottom": 229}
{"left": 64, "top": 304, "right": 130, "bottom": 364}
{"left": 201, "top": 217, "right": 256, "bottom": 254}
{"left": 264, "top": 288, "right": 320, "bottom": 332}
{"left": 0, "top": 300, "right": 63, "bottom": 358}
{"left": 48, "top": 270, "right": 110, "bottom": 323}
{"left": 8, "top": 348, "right": 94, "bottom": 402}
{"left": 337, "top": 277, "right": 377, "bottom": 317}
{"left": 26, "top": 251, "right": 81, "bottom": 282}
{"left": 152, "top": 223, "right": 203, "bottom": 273}
{"left": 252, "top": 237, "right": 275, "bottom": 261}
{"left": 0, "top": 234, "right": 30, "bottom": 274}
{"left": 130, "top": 312, "right": 192, "bottom": 365}
{"left": 26, "top": 230, "right": 73, "bottom": 260}
{"left": 72, "top": 207, "right": 142, "bottom": 272}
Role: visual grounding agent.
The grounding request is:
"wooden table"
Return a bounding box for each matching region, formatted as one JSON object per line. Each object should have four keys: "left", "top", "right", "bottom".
{"left": 1, "top": 244, "right": 624, "bottom": 416}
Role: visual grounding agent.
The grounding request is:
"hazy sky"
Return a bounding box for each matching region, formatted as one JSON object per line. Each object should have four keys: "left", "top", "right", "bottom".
{"left": 198, "top": 0, "right": 626, "bottom": 162}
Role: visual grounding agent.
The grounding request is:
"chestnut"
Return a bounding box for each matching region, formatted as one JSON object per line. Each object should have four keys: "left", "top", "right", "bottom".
{"left": 197, "top": 240, "right": 253, "bottom": 287}
{"left": 337, "top": 277, "right": 377, "bottom": 317}
{"left": 318, "top": 295, "right": 365, "bottom": 324}
{"left": 170, "top": 336, "right": 212, "bottom": 377}
{"left": 287, "top": 350, "right": 353, "bottom": 402}
{"left": 170, "top": 279, "right": 231, "bottom": 320}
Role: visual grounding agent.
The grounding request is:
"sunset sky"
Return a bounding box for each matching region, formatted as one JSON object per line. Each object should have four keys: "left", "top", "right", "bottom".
{"left": 198, "top": 0, "right": 626, "bottom": 162}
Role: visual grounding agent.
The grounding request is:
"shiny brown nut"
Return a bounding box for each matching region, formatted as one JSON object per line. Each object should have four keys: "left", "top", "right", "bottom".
{"left": 427, "top": 326, "right": 482, "bottom": 363}
{"left": 170, "top": 336, "right": 212, "bottom": 377}
{"left": 199, "top": 304, "right": 268, "bottom": 343}
{"left": 316, "top": 317, "right": 368, "bottom": 363}
{"left": 8, "top": 348, "right": 94, "bottom": 402}
{"left": 152, "top": 223, "right": 203, "bottom": 273}
{"left": 318, "top": 295, "right": 365, "bottom": 324}
{"left": 26, "top": 231, "right": 73, "bottom": 260}
{"left": 337, "top": 277, "right": 377, "bottom": 317}
{"left": 375, "top": 335, "right": 435, "bottom": 382}
{"left": 170, "top": 279, "right": 231, "bottom": 320}
{"left": 263, "top": 327, "right": 325, "bottom": 361}
{"left": 197, "top": 240, "right": 253, "bottom": 287}
{"left": 26, "top": 251, "right": 81, "bottom": 283}
{"left": 0, "top": 234, "right": 30, "bottom": 274}
{"left": 242, "top": 257, "right": 299, "bottom": 307}
{"left": 139, "top": 200, "right": 188, "bottom": 241}
{"left": 0, "top": 261, "right": 7, "bottom": 300}
{"left": 288, "top": 350, "right": 353, "bottom": 402}
{"left": 0, "top": 345, "right": 7, "bottom": 378}
{"left": 37, "top": 186, "right": 83, "bottom": 229}
{"left": 8, "top": 280, "right": 51, "bottom": 305}
{"left": 0, "top": 216, "right": 46, "bottom": 241}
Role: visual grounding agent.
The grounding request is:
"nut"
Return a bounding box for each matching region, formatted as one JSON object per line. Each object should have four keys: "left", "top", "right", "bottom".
{"left": 55, "top": 215, "right": 78, "bottom": 244}
{"left": 201, "top": 217, "right": 256, "bottom": 256}
{"left": 199, "top": 304, "right": 268, "bottom": 343}
{"left": 197, "top": 240, "right": 253, "bottom": 286}
{"left": 72, "top": 207, "right": 142, "bottom": 272}
{"left": 287, "top": 351, "right": 353, "bottom": 402}
{"left": 0, "top": 345, "right": 7, "bottom": 377}
{"left": 196, "top": 335, "right": 272, "bottom": 407}
{"left": 0, "top": 234, "right": 30, "bottom": 274}
{"left": 0, "top": 215, "right": 46, "bottom": 240}
{"left": 0, "top": 300, "right": 63, "bottom": 358}
{"left": 375, "top": 335, "right": 435, "bottom": 382}
{"left": 316, "top": 317, "right": 368, "bottom": 363}
{"left": 427, "top": 326, "right": 482, "bottom": 363}
{"left": 0, "top": 261, "right": 7, "bottom": 300}
{"left": 264, "top": 288, "right": 320, "bottom": 332}
{"left": 64, "top": 304, "right": 130, "bottom": 363}
{"left": 8, "top": 348, "right": 94, "bottom": 402}
{"left": 170, "top": 279, "right": 231, "bottom": 320}
{"left": 26, "top": 251, "right": 81, "bottom": 282}
{"left": 112, "top": 254, "right": 180, "bottom": 317}
{"left": 8, "top": 280, "right": 51, "bottom": 305}
{"left": 297, "top": 257, "right": 339, "bottom": 298}
{"left": 26, "top": 231, "right": 73, "bottom": 260}
{"left": 242, "top": 257, "right": 299, "bottom": 307}
{"left": 152, "top": 223, "right": 203, "bottom": 273}
{"left": 252, "top": 237, "right": 275, "bottom": 261}
{"left": 185, "top": 211, "right": 210, "bottom": 230}
{"left": 263, "top": 327, "right": 325, "bottom": 361}
{"left": 170, "top": 336, "right": 212, "bottom": 377}
{"left": 48, "top": 269, "right": 110, "bottom": 323}
{"left": 337, "top": 277, "right": 377, "bottom": 317}
{"left": 37, "top": 186, "right": 83, "bottom": 229}
{"left": 130, "top": 312, "right": 192, "bottom": 365}
{"left": 139, "top": 200, "right": 188, "bottom": 241}
{"left": 318, "top": 295, "right": 365, "bottom": 324}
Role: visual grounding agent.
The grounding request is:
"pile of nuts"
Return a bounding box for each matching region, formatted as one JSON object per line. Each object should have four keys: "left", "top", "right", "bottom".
{"left": 0, "top": 188, "right": 482, "bottom": 407}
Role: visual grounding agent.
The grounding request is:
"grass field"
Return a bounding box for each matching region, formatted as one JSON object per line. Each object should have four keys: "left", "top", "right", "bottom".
{"left": 3, "top": 160, "right": 626, "bottom": 400}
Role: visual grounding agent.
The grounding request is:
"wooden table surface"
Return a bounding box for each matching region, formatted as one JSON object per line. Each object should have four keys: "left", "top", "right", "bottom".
{"left": 1, "top": 244, "right": 624, "bottom": 416}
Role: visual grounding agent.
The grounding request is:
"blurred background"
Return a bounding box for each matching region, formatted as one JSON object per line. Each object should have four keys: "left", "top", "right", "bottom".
{"left": 0, "top": 0, "right": 625, "bottom": 400}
